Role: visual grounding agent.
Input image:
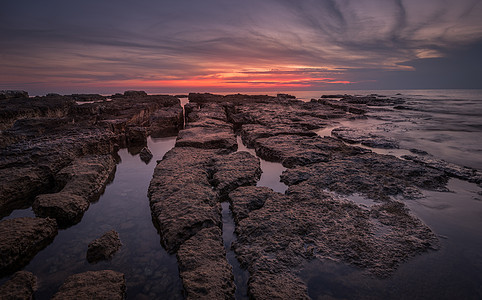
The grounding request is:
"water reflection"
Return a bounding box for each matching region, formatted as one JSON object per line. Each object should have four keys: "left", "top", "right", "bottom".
{"left": 221, "top": 202, "right": 248, "bottom": 300}
{"left": 301, "top": 179, "right": 482, "bottom": 299}
{"left": 236, "top": 136, "right": 288, "bottom": 194}
{"left": 14, "top": 136, "right": 183, "bottom": 299}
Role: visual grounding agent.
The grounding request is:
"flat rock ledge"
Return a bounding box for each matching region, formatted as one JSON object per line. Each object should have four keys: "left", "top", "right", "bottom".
{"left": 229, "top": 185, "right": 439, "bottom": 298}
{"left": 0, "top": 271, "right": 37, "bottom": 299}
{"left": 86, "top": 230, "right": 122, "bottom": 263}
{"left": 0, "top": 217, "right": 58, "bottom": 276}
{"left": 148, "top": 101, "right": 261, "bottom": 299}
{"left": 32, "top": 155, "right": 116, "bottom": 227}
{"left": 51, "top": 270, "right": 126, "bottom": 300}
{"left": 169, "top": 93, "right": 449, "bottom": 299}
{"left": 1, "top": 91, "right": 182, "bottom": 217}
{"left": 177, "top": 227, "right": 235, "bottom": 299}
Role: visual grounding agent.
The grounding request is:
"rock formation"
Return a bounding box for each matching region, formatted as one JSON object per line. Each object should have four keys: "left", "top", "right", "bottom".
{"left": 0, "top": 217, "right": 58, "bottom": 275}
{"left": 32, "top": 155, "right": 116, "bottom": 226}
{"left": 147, "top": 92, "right": 449, "bottom": 298}
{"left": 52, "top": 270, "right": 126, "bottom": 299}
{"left": 86, "top": 230, "right": 122, "bottom": 263}
{"left": 0, "top": 271, "right": 37, "bottom": 299}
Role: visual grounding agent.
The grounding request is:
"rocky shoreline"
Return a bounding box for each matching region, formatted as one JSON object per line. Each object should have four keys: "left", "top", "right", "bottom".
{"left": 1, "top": 90, "right": 480, "bottom": 298}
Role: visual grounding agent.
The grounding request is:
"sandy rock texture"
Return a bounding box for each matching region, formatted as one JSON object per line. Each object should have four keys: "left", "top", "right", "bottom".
{"left": 86, "top": 230, "right": 122, "bottom": 263}
{"left": 0, "top": 271, "right": 37, "bottom": 299}
{"left": 148, "top": 99, "right": 261, "bottom": 299}
{"left": 51, "top": 270, "right": 126, "bottom": 300}
{"left": 0, "top": 91, "right": 183, "bottom": 218}
{"left": 0, "top": 217, "right": 57, "bottom": 275}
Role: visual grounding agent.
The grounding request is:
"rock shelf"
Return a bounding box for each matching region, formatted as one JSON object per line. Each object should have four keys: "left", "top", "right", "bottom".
{"left": 2, "top": 91, "right": 472, "bottom": 299}
{"left": 147, "top": 92, "right": 450, "bottom": 298}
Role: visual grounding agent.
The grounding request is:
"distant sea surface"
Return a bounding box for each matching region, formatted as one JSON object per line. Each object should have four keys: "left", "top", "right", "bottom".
{"left": 245, "top": 89, "right": 482, "bottom": 171}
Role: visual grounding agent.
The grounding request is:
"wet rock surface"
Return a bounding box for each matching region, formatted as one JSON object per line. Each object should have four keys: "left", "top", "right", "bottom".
{"left": 332, "top": 126, "right": 400, "bottom": 149}
{"left": 0, "top": 217, "right": 58, "bottom": 275}
{"left": 0, "top": 271, "right": 37, "bottom": 299}
{"left": 281, "top": 152, "right": 449, "bottom": 200}
{"left": 0, "top": 91, "right": 182, "bottom": 216}
{"left": 87, "top": 230, "right": 122, "bottom": 263}
{"left": 177, "top": 227, "right": 235, "bottom": 299}
{"left": 52, "top": 270, "right": 126, "bottom": 300}
{"left": 2, "top": 91, "right": 476, "bottom": 299}
{"left": 228, "top": 184, "right": 439, "bottom": 298}
{"left": 148, "top": 99, "right": 261, "bottom": 298}
{"left": 32, "top": 155, "right": 117, "bottom": 226}
{"left": 166, "top": 93, "right": 452, "bottom": 298}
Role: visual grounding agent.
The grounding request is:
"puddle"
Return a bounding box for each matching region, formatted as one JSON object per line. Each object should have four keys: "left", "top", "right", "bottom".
{"left": 221, "top": 202, "right": 248, "bottom": 300}
{"left": 236, "top": 136, "right": 288, "bottom": 194}
{"left": 1, "top": 136, "right": 184, "bottom": 299}
{"left": 345, "top": 193, "right": 377, "bottom": 210}
{"left": 314, "top": 126, "right": 336, "bottom": 138}
{"left": 2, "top": 206, "right": 35, "bottom": 220}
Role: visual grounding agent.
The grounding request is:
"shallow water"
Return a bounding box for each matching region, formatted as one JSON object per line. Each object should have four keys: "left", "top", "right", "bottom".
{"left": 236, "top": 135, "right": 288, "bottom": 193}
{"left": 221, "top": 202, "right": 249, "bottom": 300}
{"left": 1, "top": 136, "right": 183, "bottom": 299}
{"left": 301, "top": 179, "right": 482, "bottom": 299}
{"left": 3, "top": 90, "right": 482, "bottom": 298}
{"left": 296, "top": 89, "right": 482, "bottom": 299}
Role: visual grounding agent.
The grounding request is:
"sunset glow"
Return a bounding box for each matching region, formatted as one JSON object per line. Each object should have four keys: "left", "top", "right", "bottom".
{"left": 1, "top": 0, "right": 481, "bottom": 94}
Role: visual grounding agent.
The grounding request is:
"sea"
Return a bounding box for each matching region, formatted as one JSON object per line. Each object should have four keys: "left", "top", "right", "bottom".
{"left": 1, "top": 89, "right": 481, "bottom": 299}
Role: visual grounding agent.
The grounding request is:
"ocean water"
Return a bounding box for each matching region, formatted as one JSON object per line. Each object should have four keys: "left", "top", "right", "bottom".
{"left": 249, "top": 89, "right": 482, "bottom": 170}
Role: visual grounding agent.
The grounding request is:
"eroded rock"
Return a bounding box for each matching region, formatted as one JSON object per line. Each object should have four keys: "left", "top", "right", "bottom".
{"left": 1, "top": 93, "right": 182, "bottom": 217}
{"left": 139, "top": 147, "right": 153, "bottom": 164}
{"left": 32, "top": 155, "right": 116, "bottom": 226}
{"left": 52, "top": 270, "right": 126, "bottom": 300}
{"left": 228, "top": 184, "right": 439, "bottom": 297}
{"left": 281, "top": 152, "right": 449, "bottom": 200}
{"left": 0, "top": 217, "right": 58, "bottom": 275}
{"left": 177, "top": 227, "right": 235, "bottom": 299}
{"left": 148, "top": 147, "right": 222, "bottom": 253}
{"left": 0, "top": 271, "right": 37, "bottom": 299}
{"left": 332, "top": 126, "right": 399, "bottom": 149}
{"left": 86, "top": 230, "right": 122, "bottom": 263}
{"left": 176, "top": 126, "right": 237, "bottom": 151}
{"left": 211, "top": 151, "right": 261, "bottom": 199}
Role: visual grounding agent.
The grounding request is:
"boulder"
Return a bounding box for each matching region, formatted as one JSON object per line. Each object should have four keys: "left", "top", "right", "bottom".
{"left": 139, "top": 147, "right": 153, "bottom": 164}
{"left": 86, "top": 230, "right": 122, "bottom": 263}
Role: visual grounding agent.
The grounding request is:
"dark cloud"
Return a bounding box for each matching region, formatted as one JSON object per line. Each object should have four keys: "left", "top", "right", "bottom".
{"left": 1, "top": 0, "right": 481, "bottom": 94}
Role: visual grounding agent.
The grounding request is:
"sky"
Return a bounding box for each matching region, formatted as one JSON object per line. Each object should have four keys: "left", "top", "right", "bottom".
{"left": 1, "top": 0, "right": 482, "bottom": 95}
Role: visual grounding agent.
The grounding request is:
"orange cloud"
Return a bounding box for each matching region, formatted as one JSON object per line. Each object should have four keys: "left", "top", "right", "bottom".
{"left": 95, "top": 66, "right": 352, "bottom": 90}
